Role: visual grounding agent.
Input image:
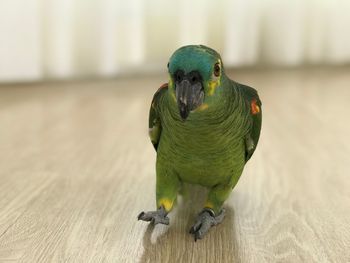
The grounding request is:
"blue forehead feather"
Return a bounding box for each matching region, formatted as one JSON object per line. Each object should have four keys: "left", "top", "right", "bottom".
{"left": 168, "top": 45, "right": 220, "bottom": 80}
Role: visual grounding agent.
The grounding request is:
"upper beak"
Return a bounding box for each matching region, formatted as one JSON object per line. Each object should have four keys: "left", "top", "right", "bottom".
{"left": 175, "top": 79, "right": 204, "bottom": 121}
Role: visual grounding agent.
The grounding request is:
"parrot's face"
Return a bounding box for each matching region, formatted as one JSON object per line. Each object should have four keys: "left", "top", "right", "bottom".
{"left": 168, "top": 45, "right": 223, "bottom": 120}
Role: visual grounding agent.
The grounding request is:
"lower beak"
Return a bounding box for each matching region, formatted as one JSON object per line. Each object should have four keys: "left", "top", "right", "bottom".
{"left": 176, "top": 79, "right": 204, "bottom": 121}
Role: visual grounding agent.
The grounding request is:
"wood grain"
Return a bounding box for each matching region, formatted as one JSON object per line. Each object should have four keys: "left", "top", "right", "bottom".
{"left": 0, "top": 68, "right": 349, "bottom": 262}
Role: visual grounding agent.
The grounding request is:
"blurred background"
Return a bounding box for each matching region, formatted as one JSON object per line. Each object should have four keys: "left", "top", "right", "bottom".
{"left": 1, "top": 0, "right": 350, "bottom": 82}
{"left": 1, "top": 1, "right": 350, "bottom": 261}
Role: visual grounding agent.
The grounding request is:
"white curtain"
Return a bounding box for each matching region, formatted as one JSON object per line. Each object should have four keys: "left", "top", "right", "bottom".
{"left": 0, "top": 0, "right": 350, "bottom": 82}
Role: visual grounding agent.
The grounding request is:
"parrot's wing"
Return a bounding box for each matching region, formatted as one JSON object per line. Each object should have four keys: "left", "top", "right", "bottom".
{"left": 149, "top": 83, "right": 168, "bottom": 151}
{"left": 237, "top": 83, "right": 262, "bottom": 162}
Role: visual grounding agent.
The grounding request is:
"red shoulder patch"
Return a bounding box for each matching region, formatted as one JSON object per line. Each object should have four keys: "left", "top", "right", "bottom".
{"left": 251, "top": 99, "right": 260, "bottom": 115}
{"left": 158, "top": 83, "right": 168, "bottom": 91}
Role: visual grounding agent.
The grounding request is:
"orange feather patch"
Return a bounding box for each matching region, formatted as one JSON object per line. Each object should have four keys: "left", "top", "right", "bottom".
{"left": 251, "top": 99, "right": 260, "bottom": 115}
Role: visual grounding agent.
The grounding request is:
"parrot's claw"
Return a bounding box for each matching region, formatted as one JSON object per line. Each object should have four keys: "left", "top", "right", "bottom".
{"left": 137, "top": 206, "right": 170, "bottom": 225}
{"left": 189, "top": 208, "right": 225, "bottom": 241}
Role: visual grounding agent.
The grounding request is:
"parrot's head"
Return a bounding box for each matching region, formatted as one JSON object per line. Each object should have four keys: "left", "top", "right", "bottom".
{"left": 168, "top": 45, "right": 224, "bottom": 121}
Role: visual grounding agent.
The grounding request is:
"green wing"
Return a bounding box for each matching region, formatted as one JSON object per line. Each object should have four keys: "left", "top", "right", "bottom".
{"left": 238, "top": 83, "right": 262, "bottom": 162}
{"left": 149, "top": 83, "right": 168, "bottom": 151}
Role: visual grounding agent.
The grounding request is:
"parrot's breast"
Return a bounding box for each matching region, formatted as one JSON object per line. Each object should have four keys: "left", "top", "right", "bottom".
{"left": 157, "top": 105, "right": 247, "bottom": 187}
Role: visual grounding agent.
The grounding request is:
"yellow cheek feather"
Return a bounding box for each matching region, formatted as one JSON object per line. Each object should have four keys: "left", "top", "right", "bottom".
{"left": 168, "top": 76, "right": 177, "bottom": 102}
{"left": 195, "top": 103, "right": 209, "bottom": 112}
{"left": 168, "top": 75, "right": 173, "bottom": 88}
{"left": 208, "top": 78, "right": 220, "bottom": 96}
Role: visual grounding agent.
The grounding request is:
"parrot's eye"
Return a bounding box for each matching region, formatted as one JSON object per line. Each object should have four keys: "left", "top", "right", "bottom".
{"left": 167, "top": 62, "right": 169, "bottom": 69}
{"left": 214, "top": 63, "right": 221, "bottom": 77}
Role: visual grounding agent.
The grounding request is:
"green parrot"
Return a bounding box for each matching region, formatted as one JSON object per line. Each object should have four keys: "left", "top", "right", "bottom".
{"left": 138, "top": 45, "right": 262, "bottom": 241}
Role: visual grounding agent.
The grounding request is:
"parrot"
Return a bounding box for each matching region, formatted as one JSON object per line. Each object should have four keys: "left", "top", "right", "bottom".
{"left": 138, "top": 45, "right": 262, "bottom": 241}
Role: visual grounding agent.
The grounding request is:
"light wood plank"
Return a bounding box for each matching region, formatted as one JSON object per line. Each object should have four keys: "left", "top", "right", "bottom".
{"left": 0, "top": 68, "right": 349, "bottom": 262}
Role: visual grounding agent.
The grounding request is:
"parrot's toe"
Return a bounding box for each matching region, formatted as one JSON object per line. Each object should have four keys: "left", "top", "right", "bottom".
{"left": 189, "top": 208, "right": 225, "bottom": 241}
{"left": 137, "top": 206, "right": 170, "bottom": 225}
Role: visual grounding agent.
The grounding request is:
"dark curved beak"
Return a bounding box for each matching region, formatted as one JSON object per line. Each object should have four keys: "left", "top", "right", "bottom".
{"left": 176, "top": 79, "right": 204, "bottom": 121}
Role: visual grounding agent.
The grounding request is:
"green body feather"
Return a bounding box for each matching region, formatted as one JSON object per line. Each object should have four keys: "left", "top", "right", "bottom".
{"left": 149, "top": 46, "right": 262, "bottom": 214}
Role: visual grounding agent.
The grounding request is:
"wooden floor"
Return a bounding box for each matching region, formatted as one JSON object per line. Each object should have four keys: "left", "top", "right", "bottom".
{"left": 0, "top": 68, "right": 349, "bottom": 262}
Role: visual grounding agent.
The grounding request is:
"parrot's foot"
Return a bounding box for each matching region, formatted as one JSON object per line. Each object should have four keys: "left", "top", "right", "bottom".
{"left": 137, "top": 206, "right": 169, "bottom": 225}
{"left": 189, "top": 208, "right": 225, "bottom": 241}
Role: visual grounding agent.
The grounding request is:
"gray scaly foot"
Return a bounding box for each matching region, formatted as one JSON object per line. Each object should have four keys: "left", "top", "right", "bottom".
{"left": 189, "top": 208, "right": 225, "bottom": 241}
{"left": 137, "top": 206, "right": 169, "bottom": 225}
